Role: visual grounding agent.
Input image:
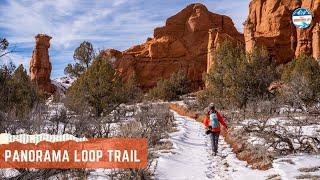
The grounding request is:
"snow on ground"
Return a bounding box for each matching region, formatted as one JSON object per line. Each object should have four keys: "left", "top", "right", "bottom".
{"left": 88, "top": 169, "right": 112, "bottom": 180}
{"left": 273, "top": 155, "right": 320, "bottom": 180}
{"left": 240, "top": 115, "right": 320, "bottom": 149}
{"left": 1, "top": 108, "right": 319, "bottom": 179}
{"left": 155, "top": 111, "right": 320, "bottom": 180}
{"left": 155, "top": 112, "right": 213, "bottom": 179}
{"left": 172, "top": 101, "right": 188, "bottom": 108}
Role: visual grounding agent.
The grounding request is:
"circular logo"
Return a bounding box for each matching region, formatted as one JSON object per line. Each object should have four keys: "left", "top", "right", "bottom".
{"left": 292, "top": 8, "right": 313, "bottom": 29}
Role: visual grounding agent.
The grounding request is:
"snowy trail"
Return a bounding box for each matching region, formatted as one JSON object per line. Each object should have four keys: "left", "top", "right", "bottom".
{"left": 85, "top": 110, "right": 320, "bottom": 180}
{"left": 155, "top": 111, "right": 214, "bottom": 180}
{"left": 155, "top": 111, "right": 276, "bottom": 180}
{"left": 155, "top": 111, "right": 235, "bottom": 179}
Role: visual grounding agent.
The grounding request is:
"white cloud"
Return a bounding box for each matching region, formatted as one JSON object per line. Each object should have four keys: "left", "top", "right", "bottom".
{"left": 0, "top": 0, "right": 120, "bottom": 47}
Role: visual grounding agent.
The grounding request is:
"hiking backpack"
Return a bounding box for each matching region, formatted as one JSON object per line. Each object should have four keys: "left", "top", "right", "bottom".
{"left": 210, "top": 112, "right": 219, "bottom": 128}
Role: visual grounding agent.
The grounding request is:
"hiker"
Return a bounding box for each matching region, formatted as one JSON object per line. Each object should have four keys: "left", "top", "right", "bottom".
{"left": 203, "top": 104, "right": 228, "bottom": 156}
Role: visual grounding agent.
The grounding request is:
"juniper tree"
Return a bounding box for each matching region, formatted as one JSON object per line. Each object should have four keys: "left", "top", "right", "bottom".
{"left": 66, "top": 54, "right": 137, "bottom": 117}
{"left": 281, "top": 54, "right": 320, "bottom": 107}
{"left": 204, "top": 41, "right": 278, "bottom": 109}
{"left": 64, "top": 41, "right": 95, "bottom": 77}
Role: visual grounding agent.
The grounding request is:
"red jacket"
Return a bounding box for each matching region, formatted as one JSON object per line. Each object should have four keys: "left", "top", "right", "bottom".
{"left": 203, "top": 111, "right": 227, "bottom": 132}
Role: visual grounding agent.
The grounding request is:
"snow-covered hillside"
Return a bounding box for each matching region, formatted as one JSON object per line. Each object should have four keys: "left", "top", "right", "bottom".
{"left": 52, "top": 76, "right": 76, "bottom": 93}
{"left": 155, "top": 111, "right": 320, "bottom": 180}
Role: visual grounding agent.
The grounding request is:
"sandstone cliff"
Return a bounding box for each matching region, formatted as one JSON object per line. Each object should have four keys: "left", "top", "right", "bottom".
{"left": 244, "top": 0, "right": 320, "bottom": 63}
{"left": 110, "top": 3, "right": 243, "bottom": 90}
{"left": 29, "top": 34, "right": 55, "bottom": 93}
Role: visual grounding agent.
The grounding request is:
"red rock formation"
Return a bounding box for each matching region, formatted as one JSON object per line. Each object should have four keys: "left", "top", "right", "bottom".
{"left": 111, "top": 3, "right": 243, "bottom": 90}
{"left": 29, "top": 34, "right": 55, "bottom": 93}
{"left": 312, "top": 23, "right": 320, "bottom": 60}
{"left": 244, "top": 0, "right": 320, "bottom": 63}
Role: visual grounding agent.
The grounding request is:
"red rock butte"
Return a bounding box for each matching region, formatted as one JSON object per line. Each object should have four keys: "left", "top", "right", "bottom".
{"left": 107, "top": 2, "right": 320, "bottom": 91}
{"left": 244, "top": 0, "right": 320, "bottom": 64}
{"left": 107, "top": 3, "right": 243, "bottom": 90}
{"left": 29, "top": 34, "right": 55, "bottom": 94}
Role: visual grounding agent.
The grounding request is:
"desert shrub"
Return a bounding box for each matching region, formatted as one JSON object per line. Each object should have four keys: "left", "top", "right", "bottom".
{"left": 280, "top": 54, "right": 320, "bottom": 108}
{"left": 118, "top": 104, "right": 174, "bottom": 144}
{"left": 9, "top": 65, "right": 39, "bottom": 116}
{"left": 124, "top": 73, "right": 143, "bottom": 103}
{"left": 0, "top": 64, "right": 40, "bottom": 127}
{"left": 65, "top": 54, "right": 142, "bottom": 137}
{"left": 116, "top": 104, "right": 175, "bottom": 179}
{"left": 201, "top": 41, "right": 278, "bottom": 109}
{"left": 148, "top": 70, "right": 190, "bottom": 101}
{"left": 66, "top": 55, "right": 126, "bottom": 117}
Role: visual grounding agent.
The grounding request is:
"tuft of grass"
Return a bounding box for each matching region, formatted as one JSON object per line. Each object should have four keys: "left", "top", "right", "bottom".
{"left": 266, "top": 174, "right": 281, "bottom": 180}
{"left": 295, "top": 174, "right": 320, "bottom": 179}
{"left": 278, "top": 159, "right": 295, "bottom": 165}
{"left": 154, "top": 141, "right": 174, "bottom": 151}
{"left": 298, "top": 166, "right": 320, "bottom": 173}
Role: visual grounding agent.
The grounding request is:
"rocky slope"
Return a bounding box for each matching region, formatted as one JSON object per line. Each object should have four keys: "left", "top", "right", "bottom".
{"left": 244, "top": 0, "right": 320, "bottom": 64}
{"left": 108, "top": 3, "right": 243, "bottom": 90}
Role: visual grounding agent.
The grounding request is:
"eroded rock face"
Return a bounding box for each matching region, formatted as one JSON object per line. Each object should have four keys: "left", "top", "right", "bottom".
{"left": 312, "top": 23, "right": 320, "bottom": 60}
{"left": 244, "top": 0, "right": 320, "bottom": 63}
{"left": 112, "top": 3, "right": 243, "bottom": 90}
{"left": 29, "top": 34, "right": 55, "bottom": 93}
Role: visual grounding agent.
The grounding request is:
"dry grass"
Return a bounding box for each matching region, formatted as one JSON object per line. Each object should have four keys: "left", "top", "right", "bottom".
{"left": 266, "top": 174, "right": 281, "bottom": 180}
{"left": 169, "top": 104, "right": 199, "bottom": 121}
{"left": 154, "top": 141, "right": 174, "bottom": 151}
{"left": 299, "top": 166, "right": 320, "bottom": 173}
{"left": 295, "top": 174, "right": 320, "bottom": 179}
{"left": 278, "top": 159, "right": 295, "bottom": 165}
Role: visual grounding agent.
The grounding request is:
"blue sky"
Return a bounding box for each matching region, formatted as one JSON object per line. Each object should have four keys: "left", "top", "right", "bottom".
{"left": 0, "top": 0, "right": 250, "bottom": 79}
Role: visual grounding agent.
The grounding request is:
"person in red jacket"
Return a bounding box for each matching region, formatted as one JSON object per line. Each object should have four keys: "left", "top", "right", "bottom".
{"left": 203, "top": 104, "right": 228, "bottom": 156}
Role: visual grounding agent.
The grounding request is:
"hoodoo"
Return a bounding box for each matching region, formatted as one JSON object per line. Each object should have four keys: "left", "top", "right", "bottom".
{"left": 29, "top": 34, "right": 55, "bottom": 94}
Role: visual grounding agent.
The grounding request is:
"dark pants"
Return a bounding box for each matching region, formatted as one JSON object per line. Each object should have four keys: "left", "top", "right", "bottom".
{"left": 210, "top": 132, "right": 219, "bottom": 153}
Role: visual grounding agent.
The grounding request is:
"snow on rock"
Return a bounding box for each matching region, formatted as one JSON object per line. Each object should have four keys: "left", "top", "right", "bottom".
{"left": 52, "top": 76, "right": 76, "bottom": 92}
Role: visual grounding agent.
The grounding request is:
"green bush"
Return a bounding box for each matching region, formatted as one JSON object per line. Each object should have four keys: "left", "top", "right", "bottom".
{"left": 148, "top": 70, "right": 190, "bottom": 101}
{"left": 65, "top": 55, "right": 141, "bottom": 117}
{"left": 202, "top": 41, "right": 278, "bottom": 109}
{"left": 280, "top": 54, "right": 320, "bottom": 106}
{"left": 124, "top": 73, "right": 143, "bottom": 103}
{"left": 0, "top": 64, "right": 39, "bottom": 118}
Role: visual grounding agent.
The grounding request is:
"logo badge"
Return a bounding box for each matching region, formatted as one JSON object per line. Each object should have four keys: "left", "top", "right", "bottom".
{"left": 292, "top": 8, "right": 313, "bottom": 29}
